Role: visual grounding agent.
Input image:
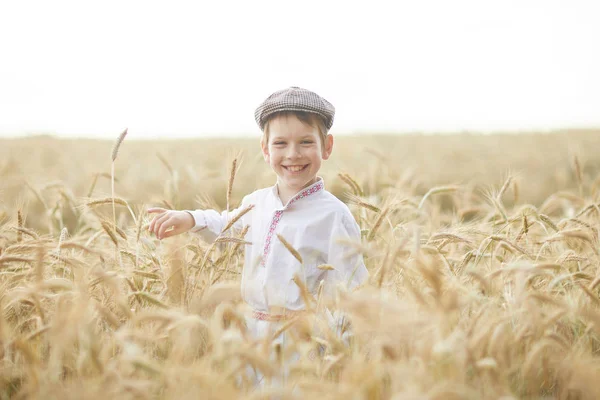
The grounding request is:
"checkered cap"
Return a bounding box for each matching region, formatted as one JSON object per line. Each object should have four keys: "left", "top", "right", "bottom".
{"left": 254, "top": 86, "right": 335, "bottom": 131}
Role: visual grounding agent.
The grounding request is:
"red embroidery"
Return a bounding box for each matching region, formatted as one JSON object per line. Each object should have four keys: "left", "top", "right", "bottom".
{"left": 261, "top": 181, "right": 324, "bottom": 266}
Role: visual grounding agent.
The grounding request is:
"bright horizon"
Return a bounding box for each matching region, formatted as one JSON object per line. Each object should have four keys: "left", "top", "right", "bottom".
{"left": 1, "top": 0, "right": 599, "bottom": 139}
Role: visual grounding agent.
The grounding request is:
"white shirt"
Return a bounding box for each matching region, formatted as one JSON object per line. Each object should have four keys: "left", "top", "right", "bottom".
{"left": 186, "top": 177, "right": 369, "bottom": 312}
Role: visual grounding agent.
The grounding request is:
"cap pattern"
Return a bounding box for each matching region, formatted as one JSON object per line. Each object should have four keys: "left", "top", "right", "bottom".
{"left": 254, "top": 86, "right": 335, "bottom": 131}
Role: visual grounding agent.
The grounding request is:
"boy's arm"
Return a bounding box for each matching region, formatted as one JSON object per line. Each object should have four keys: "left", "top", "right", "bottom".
{"left": 184, "top": 195, "right": 252, "bottom": 243}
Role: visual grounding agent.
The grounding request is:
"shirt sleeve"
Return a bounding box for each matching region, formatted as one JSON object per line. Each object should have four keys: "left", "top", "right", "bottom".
{"left": 321, "top": 213, "right": 368, "bottom": 346}
{"left": 183, "top": 195, "right": 252, "bottom": 243}
{"left": 325, "top": 212, "right": 369, "bottom": 293}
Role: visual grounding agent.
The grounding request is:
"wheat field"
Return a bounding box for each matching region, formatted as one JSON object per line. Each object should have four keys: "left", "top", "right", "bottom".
{"left": 1, "top": 130, "right": 600, "bottom": 399}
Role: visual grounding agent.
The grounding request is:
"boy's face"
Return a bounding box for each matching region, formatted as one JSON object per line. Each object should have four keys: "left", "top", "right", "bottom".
{"left": 261, "top": 114, "right": 333, "bottom": 194}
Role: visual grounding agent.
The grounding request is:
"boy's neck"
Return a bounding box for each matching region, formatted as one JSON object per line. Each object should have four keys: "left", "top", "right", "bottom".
{"left": 276, "top": 185, "right": 296, "bottom": 206}
{"left": 276, "top": 178, "right": 320, "bottom": 206}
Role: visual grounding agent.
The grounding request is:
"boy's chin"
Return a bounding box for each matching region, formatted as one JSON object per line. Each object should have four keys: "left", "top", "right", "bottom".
{"left": 277, "top": 176, "right": 317, "bottom": 189}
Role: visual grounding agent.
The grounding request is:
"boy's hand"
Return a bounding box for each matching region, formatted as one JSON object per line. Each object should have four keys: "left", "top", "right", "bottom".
{"left": 147, "top": 208, "right": 195, "bottom": 240}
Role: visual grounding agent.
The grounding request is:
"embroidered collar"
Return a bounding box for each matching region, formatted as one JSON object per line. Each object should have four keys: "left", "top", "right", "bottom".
{"left": 272, "top": 177, "right": 325, "bottom": 209}
{"left": 262, "top": 177, "right": 325, "bottom": 267}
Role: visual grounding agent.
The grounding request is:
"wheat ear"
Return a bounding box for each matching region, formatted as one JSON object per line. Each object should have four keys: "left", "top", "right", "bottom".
{"left": 277, "top": 234, "right": 303, "bottom": 264}
{"left": 226, "top": 157, "right": 238, "bottom": 212}
{"left": 110, "top": 128, "right": 127, "bottom": 225}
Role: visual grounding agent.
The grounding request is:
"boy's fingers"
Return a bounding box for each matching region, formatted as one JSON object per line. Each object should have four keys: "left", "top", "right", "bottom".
{"left": 149, "top": 213, "right": 164, "bottom": 233}
{"left": 147, "top": 209, "right": 166, "bottom": 232}
{"left": 155, "top": 221, "right": 166, "bottom": 239}
{"left": 161, "top": 228, "right": 176, "bottom": 240}
{"left": 161, "top": 218, "right": 184, "bottom": 240}
{"left": 148, "top": 218, "right": 157, "bottom": 233}
{"left": 152, "top": 214, "right": 171, "bottom": 237}
{"left": 158, "top": 220, "right": 175, "bottom": 239}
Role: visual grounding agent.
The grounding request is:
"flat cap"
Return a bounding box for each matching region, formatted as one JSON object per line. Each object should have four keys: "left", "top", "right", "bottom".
{"left": 254, "top": 86, "right": 335, "bottom": 131}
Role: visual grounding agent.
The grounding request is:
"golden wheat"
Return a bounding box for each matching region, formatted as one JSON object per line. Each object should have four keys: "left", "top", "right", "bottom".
{"left": 0, "top": 131, "right": 600, "bottom": 398}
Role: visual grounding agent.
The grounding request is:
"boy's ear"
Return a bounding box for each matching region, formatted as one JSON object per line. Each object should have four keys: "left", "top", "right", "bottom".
{"left": 261, "top": 137, "right": 270, "bottom": 162}
{"left": 322, "top": 134, "right": 334, "bottom": 160}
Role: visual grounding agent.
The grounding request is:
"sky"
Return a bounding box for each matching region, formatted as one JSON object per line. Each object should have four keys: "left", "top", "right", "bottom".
{"left": 0, "top": 0, "right": 598, "bottom": 139}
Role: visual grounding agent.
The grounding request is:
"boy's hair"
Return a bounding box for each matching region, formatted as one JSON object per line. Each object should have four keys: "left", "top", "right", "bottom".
{"left": 263, "top": 111, "right": 329, "bottom": 145}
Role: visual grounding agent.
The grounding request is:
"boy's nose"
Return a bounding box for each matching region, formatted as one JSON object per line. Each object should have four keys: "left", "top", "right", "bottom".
{"left": 286, "top": 145, "right": 302, "bottom": 158}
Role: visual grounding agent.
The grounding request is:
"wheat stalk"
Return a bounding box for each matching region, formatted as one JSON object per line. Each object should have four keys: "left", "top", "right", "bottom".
{"left": 367, "top": 207, "right": 389, "bottom": 241}
{"left": 226, "top": 157, "right": 238, "bottom": 212}
{"left": 277, "top": 234, "right": 303, "bottom": 264}
{"left": 221, "top": 204, "right": 254, "bottom": 234}
{"left": 497, "top": 175, "right": 513, "bottom": 201}
{"left": 17, "top": 209, "right": 23, "bottom": 243}
{"left": 574, "top": 155, "right": 583, "bottom": 197}
{"left": 338, "top": 173, "right": 363, "bottom": 196}
{"left": 418, "top": 185, "right": 459, "bottom": 209}
{"left": 111, "top": 128, "right": 128, "bottom": 162}
{"left": 214, "top": 237, "right": 252, "bottom": 245}
{"left": 0, "top": 256, "right": 34, "bottom": 267}
{"left": 110, "top": 128, "right": 127, "bottom": 266}
{"left": 345, "top": 193, "right": 381, "bottom": 213}
{"left": 11, "top": 226, "right": 39, "bottom": 240}
{"left": 100, "top": 221, "right": 119, "bottom": 247}
{"left": 87, "top": 197, "right": 136, "bottom": 222}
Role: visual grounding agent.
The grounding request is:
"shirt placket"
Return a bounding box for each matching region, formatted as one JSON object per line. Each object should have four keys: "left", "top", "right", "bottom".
{"left": 262, "top": 210, "right": 283, "bottom": 267}
{"left": 260, "top": 180, "right": 324, "bottom": 268}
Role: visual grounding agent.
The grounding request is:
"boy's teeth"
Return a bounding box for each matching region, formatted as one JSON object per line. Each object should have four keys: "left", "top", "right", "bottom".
{"left": 287, "top": 166, "right": 304, "bottom": 172}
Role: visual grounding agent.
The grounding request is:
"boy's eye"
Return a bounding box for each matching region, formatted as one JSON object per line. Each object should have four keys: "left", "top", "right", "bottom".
{"left": 272, "top": 140, "right": 313, "bottom": 145}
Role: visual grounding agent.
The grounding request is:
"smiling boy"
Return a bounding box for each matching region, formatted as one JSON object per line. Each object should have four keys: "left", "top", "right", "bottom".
{"left": 148, "top": 86, "right": 368, "bottom": 386}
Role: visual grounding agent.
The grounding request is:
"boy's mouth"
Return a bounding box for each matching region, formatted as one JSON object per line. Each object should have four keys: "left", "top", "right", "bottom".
{"left": 283, "top": 164, "right": 308, "bottom": 173}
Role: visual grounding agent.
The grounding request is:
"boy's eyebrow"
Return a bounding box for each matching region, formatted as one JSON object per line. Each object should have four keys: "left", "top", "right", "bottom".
{"left": 271, "top": 135, "right": 315, "bottom": 140}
